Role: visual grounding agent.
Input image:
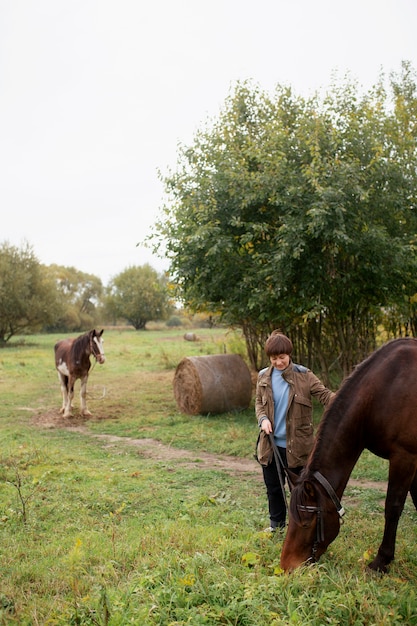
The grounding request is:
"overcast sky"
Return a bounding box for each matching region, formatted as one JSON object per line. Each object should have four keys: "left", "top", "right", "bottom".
{"left": 1, "top": 0, "right": 417, "bottom": 284}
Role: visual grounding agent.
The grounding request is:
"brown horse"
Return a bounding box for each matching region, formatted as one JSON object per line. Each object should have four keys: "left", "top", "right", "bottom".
{"left": 280, "top": 337, "right": 417, "bottom": 574}
{"left": 54, "top": 329, "right": 105, "bottom": 418}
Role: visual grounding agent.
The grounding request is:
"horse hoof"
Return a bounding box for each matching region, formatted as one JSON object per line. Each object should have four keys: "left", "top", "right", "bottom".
{"left": 81, "top": 410, "right": 92, "bottom": 417}
{"left": 367, "top": 559, "right": 388, "bottom": 575}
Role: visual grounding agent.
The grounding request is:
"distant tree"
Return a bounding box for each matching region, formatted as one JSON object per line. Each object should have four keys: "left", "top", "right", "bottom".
{"left": 44, "top": 265, "right": 104, "bottom": 332}
{"left": 105, "top": 264, "right": 171, "bottom": 329}
{"left": 0, "top": 242, "right": 61, "bottom": 344}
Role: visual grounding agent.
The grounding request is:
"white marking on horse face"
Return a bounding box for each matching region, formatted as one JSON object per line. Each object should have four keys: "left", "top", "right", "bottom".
{"left": 57, "top": 360, "right": 70, "bottom": 376}
{"left": 94, "top": 335, "right": 106, "bottom": 364}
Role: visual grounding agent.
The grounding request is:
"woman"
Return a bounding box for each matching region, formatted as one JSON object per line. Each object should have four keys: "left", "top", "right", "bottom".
{"left": 255, "top": 331, "right": 335, "bottom": 531}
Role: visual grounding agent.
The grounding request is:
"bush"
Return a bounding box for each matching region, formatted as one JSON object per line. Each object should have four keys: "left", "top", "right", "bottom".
{"left": 166, "top": 315, "right": 183, "bottom": 327}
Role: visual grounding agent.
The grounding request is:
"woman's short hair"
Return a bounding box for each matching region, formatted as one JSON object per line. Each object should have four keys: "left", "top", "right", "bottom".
{"left": 265, "top": 332, "right": 293, "bottom": 357}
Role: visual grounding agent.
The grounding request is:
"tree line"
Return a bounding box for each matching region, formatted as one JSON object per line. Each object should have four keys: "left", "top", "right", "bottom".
{"left": 152, "top": 61, "right": 417, "bottom": 382}
{"left": 0, "top": 241, "right": 171, "bottom": 345}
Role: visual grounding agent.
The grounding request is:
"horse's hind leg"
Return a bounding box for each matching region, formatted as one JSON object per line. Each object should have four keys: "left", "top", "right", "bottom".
{"left": 66, "top": 376, "right": 77, "bottom": 417}
{"left": 60, "top": 374, "right": 75, "bottom": 417}
{"left": 368, "top": 457, "right": 413, "bottom": 573}
{"left": 80, "top": 374, "right": 92, "bottom": 417}
{"left": 408, "top": 470, "right": 417, "bottom": 510}
{"left": 57, "top": 372, "right": 69, "bottom": 415}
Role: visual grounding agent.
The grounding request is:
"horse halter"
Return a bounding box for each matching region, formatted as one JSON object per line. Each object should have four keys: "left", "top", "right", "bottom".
{"left": 297, "top": 470, "right": 345, "bottom": 563}
{"left": 90, "top": 334, "right": 104, "bottom": 362}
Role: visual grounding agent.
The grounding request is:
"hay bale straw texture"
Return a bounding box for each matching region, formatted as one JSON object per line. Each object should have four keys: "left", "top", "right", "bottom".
{"left": 173, "top": 354, "right": 252, "bottom": 415}
{"left": 183, "top": 332, "right": 198, "bottom": 341}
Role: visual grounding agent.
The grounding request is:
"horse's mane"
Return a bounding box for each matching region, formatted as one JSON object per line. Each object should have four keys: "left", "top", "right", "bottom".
{"left": 310, "top": 337, "right": 417, "bottom": 469}
{"left": 71, "top": 330, "right": 92, "bottom": 363}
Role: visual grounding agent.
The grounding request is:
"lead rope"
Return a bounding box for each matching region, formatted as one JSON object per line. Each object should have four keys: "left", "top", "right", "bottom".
{"left": 267, "top": 433, "right": 293, "bottom": 513}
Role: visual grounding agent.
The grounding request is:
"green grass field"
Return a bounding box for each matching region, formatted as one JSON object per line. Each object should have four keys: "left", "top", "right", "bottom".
{"left": 1, "top": 328, "right": 417, "bottom": 625}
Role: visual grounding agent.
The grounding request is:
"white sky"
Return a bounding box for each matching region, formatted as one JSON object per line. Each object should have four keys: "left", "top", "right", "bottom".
{"left": 1, "top": 0, "right": 416, "bottom": 284}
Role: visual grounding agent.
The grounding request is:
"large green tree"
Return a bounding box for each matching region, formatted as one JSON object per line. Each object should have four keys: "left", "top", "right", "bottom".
{"left": 105, "top": 264, "right": 171, "bottom": 329}
{"left": 154, "top": 63, "right": 417, "bottom": 376}
{"left": 0, "top": 242, "right": 62, "bottom": 344}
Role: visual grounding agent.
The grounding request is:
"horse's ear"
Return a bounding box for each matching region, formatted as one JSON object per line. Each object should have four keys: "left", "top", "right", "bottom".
{"left": 99, "top": 329, "right": 104, "bottom": 337}
{"left": 286, "top": 469, "right": 300, "bottom": 491}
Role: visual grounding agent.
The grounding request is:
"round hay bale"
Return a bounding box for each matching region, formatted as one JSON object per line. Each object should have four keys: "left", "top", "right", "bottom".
{"left": 173, "top": 354, "right": 252, "bottom": 415}
{"left": 183, "top": 332, "right": 198, "bottom": 342}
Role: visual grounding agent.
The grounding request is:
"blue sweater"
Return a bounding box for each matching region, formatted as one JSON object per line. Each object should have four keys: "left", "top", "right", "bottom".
{"left": 271, "top": 367, "right": 289, "bottom": 448}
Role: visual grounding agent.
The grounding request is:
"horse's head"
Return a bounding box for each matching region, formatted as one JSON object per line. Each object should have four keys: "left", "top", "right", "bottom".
{"left": 91, "top": 329, "right": 106, "bottom": 364}
{"left": 280, "top": 471, "right": 344, "bottom": 572}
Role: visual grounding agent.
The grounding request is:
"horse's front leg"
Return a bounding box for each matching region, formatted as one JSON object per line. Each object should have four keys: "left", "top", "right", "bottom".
{"left": 368, "top": 459, "right": 413, "bottom": 573}
{"left": 80, "top": 374, "right": 92, "bottom": 416}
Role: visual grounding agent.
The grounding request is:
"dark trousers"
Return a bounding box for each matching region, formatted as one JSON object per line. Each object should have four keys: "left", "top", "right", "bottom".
{"left": 262, "top": 446, "right": 288, "bottom": 528}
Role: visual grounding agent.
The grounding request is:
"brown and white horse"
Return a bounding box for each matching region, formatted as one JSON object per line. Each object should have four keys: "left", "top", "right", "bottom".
{"left": 54, "top": 329, "right": 105, "bottom": 418}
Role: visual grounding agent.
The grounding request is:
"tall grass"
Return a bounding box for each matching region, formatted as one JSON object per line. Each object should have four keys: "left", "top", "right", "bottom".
{"left": 0, "top": 328, "right": 416, "bottom": 624}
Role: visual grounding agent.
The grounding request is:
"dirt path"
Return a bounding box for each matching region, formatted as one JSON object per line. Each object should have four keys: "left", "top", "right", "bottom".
{"left": 50, "top": 424, "right": 389, "bottom": 493}
{"left": 31, "top": 411, "right": 387, "bottom": 492}
{"left": 92, "top": 432, "right": 388, "bottom": 492}
{"left": 92, "top": 432, "right": 264, "bottom": 474}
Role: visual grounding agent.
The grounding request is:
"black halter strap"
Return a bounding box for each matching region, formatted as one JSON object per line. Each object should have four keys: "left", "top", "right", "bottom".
{"left": 312, "top": 471, "right": 345, "bottom": 519}
{"left": 296, "top": 470, "right": 345, "bottom": 563}
{"left": 89, "top": 333, "right": 102, "bottom": 360}
{"left": 267, "top": 430, "right": 345, "bottom": 556}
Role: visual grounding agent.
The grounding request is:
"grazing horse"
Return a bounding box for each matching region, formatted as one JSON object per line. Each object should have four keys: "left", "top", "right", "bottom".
{"left": 54, "top": 329, "right": 105, "bottom": 418}
{"left": 280, "top": 337, "right": 417, "bottom": 574}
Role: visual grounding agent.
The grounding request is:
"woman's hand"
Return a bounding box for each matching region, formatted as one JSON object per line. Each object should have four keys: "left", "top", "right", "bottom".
{"left": 261, "top": 418, "right": 273, "bottom": 434}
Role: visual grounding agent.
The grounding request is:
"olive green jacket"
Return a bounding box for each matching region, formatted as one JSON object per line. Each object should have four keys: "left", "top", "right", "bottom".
{"left": 255, "top": 361, "right": 335, "bottom": 468}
